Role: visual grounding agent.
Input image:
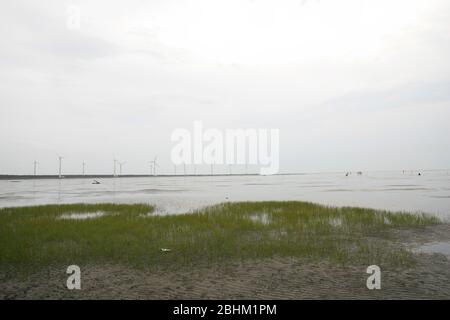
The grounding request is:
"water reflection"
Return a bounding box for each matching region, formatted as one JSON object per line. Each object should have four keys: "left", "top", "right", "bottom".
{"left": 0, "top": 170, "right": 449, "bottom": 218}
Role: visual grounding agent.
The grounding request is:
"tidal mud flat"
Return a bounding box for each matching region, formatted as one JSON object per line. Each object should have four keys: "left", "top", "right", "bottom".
{"left": 0, "top": 202, "right": 449, "bottom": 299}
{"left": 1, "top": 254, "right": 449, "bottom": 299}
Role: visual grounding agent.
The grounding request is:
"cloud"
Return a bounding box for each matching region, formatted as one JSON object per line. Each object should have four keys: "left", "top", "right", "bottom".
{"left": 319, "top": 79, "right": 450, "bottom": 114}
{"left": 1, "top": 0, "right": 450, "bottom": 174}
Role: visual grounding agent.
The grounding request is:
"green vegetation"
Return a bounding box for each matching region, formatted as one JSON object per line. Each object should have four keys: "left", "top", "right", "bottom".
{"left": 0, "top": 202, "right": 440, "bottom": 274}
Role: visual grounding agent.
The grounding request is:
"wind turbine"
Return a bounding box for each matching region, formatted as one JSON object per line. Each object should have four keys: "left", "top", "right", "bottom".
{"left": 119, "top": 161, "right": 126, "bottom": 176}
{"left": 183, "top": 163, "right": 186, "bottom": 176}
{"left": 154, "top": 158, "right": 159, "bottom": 176}
{"left": 82, "top": 161, "right": 86, "bottom": 176}
{"left": 148, "top": 161, "right": 153, "bottom": 175}
{"left": 58, "top": 155, "right": 64, "bottom": 178}
{"left": 149, "top": 156, "right": 159, "bottom": 176}
{"left": 33, "top": 160, "right": 38, "bottom": 176}
{"left": 113, "top": 157, "right": 118, "bottom": 177}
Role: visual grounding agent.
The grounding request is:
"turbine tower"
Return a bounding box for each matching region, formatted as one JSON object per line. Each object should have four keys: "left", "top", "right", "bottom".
{"left": 148, "top": 161, "right": 153, "bottom": 175}
{"left": 82, "top": 161, "right": 86, "bottom": 176}
{"left": 149, "top": 156, "right": 159, "bottom": 176}
{"left": 33, "top": 160, "right": 38, "bottom": 176}
{"left": 119, "top": 161, "right": 126, "bottom": 176}
{"left": 113, "top": 158, "right": 118, "bottom": 177}
{"left": 58, "top": 155, "right": 63, "bottom": 178}
{"left": 183, "top": 163, "right": 186, "bottom": 176}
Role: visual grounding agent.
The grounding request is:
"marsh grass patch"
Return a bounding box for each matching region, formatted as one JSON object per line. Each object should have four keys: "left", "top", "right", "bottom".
{"left": 0, "top": 201, "right": 441, "bottom": 275}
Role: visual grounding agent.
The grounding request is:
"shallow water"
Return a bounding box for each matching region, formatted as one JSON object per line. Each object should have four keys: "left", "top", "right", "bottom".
{"left": 416, "top": 241, "right": 450, "bottom": 258}
{"left": 59, "top": 211, "right": 106, "bottom": 220}
{"left": 249, "top": 213, "right": 271, "bottom": 225}
{"left": 1, "top": 170, "right": 450, "bottom": 218}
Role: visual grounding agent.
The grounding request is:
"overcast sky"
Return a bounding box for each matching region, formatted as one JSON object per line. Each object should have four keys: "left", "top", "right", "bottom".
{"left": 1, "top": 0, "right": 450, "bottom": 175}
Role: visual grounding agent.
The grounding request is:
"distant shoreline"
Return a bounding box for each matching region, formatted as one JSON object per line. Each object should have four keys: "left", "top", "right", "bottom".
{"left": 1, "top": 169, "right": 448, "bottom": 180}
{"left": 0, "top": 174, "right": 261, "bottom": 180}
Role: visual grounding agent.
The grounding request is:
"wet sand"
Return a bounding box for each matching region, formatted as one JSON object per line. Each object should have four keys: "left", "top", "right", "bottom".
{"left": 1, "top": 255, "right": 449, "bottom": 299}
{"left": 1, "top": 225, "right": 449, "bottom": 300}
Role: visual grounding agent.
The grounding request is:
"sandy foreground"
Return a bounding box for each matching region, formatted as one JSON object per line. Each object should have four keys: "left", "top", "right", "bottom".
{"left": 1, "top": 225, "right": 449, "bottom": 300}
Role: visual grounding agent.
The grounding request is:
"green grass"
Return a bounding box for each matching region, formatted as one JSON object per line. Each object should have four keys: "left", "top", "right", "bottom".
{"left": 0, "top": 201, "right": 440, "bottom": 274}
